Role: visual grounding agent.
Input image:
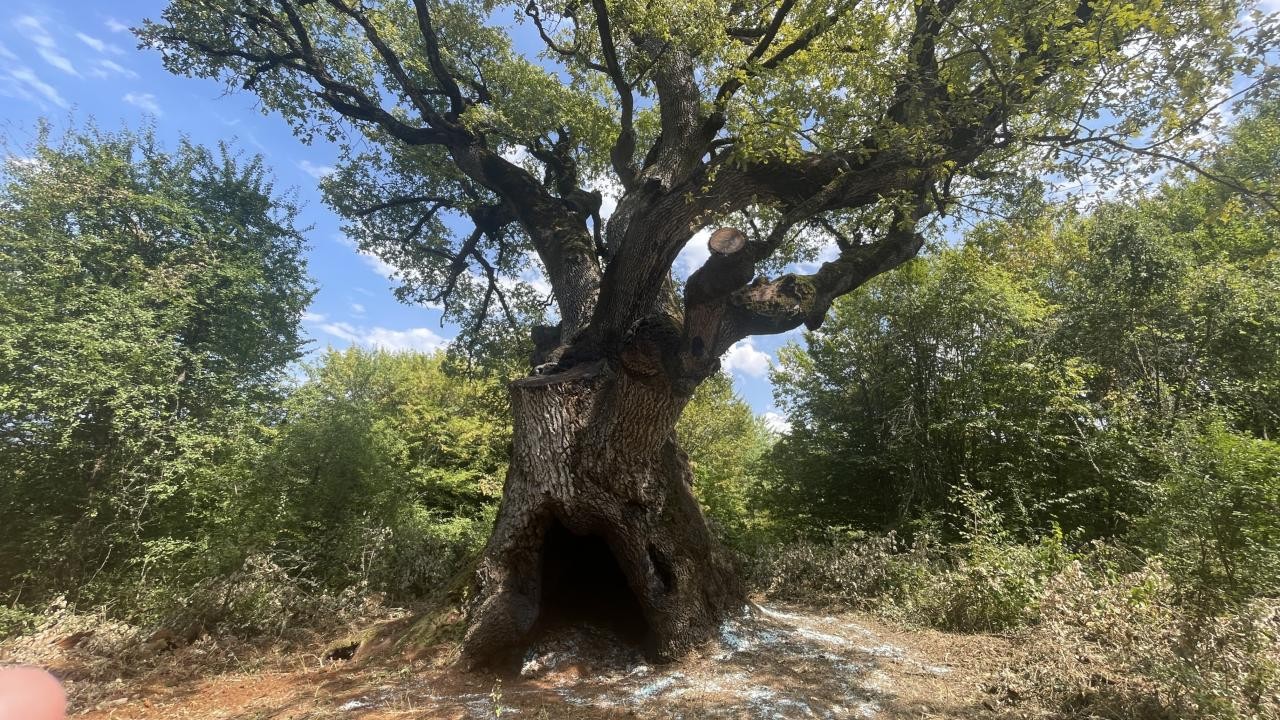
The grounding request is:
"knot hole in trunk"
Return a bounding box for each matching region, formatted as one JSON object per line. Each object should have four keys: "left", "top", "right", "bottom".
{"left": 535, "top": 520, "right": 650, "bottom": 649}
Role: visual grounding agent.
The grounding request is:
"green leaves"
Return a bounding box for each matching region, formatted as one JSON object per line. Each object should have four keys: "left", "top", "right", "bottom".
{"left": 139, "top": 0, "right": 1273, "bottom": 346}
{"left": 767, "top": 101, "right": 1280, "bottom": 549}
{"left": 260, "top": 347, "right": 509, "bottom": 595}
{"left": 0, "top": 125, "right": 312, "bottom": 608}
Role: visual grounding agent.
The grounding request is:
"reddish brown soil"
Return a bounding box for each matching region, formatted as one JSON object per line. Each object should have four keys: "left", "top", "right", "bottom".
{"left": 5, "top": 604, "right": 1014, "bottom": 720}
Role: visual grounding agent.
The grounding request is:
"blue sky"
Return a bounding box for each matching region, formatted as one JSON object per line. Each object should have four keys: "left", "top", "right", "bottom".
{"left": 0, "top": 1, "right": 796, "bottom": 429}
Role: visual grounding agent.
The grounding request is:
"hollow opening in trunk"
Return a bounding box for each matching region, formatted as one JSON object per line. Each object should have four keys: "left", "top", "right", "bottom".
{"left": 534, "top": 519, "right": 650, "bottom": 648}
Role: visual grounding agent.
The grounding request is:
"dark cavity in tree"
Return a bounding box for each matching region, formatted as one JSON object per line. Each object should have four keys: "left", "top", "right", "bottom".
{"left": 534, "top": 519, "right": 650, "bottom": 651}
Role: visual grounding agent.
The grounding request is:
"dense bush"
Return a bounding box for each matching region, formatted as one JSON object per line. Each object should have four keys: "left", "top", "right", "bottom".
{"left": 260, "top": 348, "right": 507, "bottom": 598}
{"left": 0, "top": 126, "right": 312, "bottom": 615}
{"left": 1137, "top": 423, "right": 1280, "bottom": 606}
{"left": 0, "top": 128, "right": 508, "bottom": 630}
{"left": 765, "top": 105, "right": 1280, "bottom": 603}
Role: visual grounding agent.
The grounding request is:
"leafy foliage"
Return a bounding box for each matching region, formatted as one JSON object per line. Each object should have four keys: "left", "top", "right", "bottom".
{"left": 770, "top": 103, "right": 1280, "bottom": 561}
{"left": 0, "top": 125, "right": 312, "bottom": 611}
{"left": 262, "top": 348, "right": 506, "bottom": 597}
{"left": 676, "top": 373, "right": 773, "bottom": 544}
{"left": 138, "top": 0, "right": 1276, "bottom": 382}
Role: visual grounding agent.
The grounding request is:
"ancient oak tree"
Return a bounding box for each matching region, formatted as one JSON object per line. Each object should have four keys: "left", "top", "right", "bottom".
{"left": 142, "top": 0, "right": 1273, "bottom": 666}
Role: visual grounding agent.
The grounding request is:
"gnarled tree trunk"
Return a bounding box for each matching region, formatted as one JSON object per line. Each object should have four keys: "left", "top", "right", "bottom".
{"left": 459, "top": 359, "right": 742, "bottom": 669}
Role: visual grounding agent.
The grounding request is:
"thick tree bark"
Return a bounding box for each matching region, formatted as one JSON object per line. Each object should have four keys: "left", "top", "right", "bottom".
{"left": 459, "top": 360, "right": 742, "bottom": 669}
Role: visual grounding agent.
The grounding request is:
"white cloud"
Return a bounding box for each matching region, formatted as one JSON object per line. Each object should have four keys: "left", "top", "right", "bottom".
{"left": 90, "top": 59, "right": 138, "bottom": 79}
{"left": 76, "top": 32, "right": 122, "bottom": 55}
{"left": 794, "top": 242, "right": 841, "bottom": 274}
{"left": 501, "top": 144, "right": 531, "bottom": 166}
{"left": 317, "top": 321, "right": 449, "bottom": 353}
{"left": 301, "top": 311, "right": 327, "bottom": 323}
{"left": 350, "top": 302, "right": 366, "bottom": 316}
{"left": 508, "top": 250, "right": 553, "bottom": 297}
{"left": 763, "top": 411, "right": 792, "bottom": 435}
{"left": 721, "top": 339, "right": 772, "bottom": 378}
{"left": 335, "top": 234, "right": 400, "bottom": 282}
{"left": 7, "top": 66, "right": 67, "bottom": 108}
{"left": 360, "top": 253, "right": 398, "bottom": 280}
{"left": 674, "top": 228, "right": 712, "bottom": 278}
{"left": 598, "top": 190, "right": 618, "bottom": 220}
{"left": 0, "top": 42, "right": 16, "bottom": 61}
{"left": 298, "top": 159, "right": 335, "bottom": 179}
{"left": 362, "top": 326, "right": 449, "bottom": 353}
{"left": 15, "top": 16, "right": 78, "bottom": 76}
{"left": 5, "top": 155, "right": 48, "bottom": 173}
{"left": 38, "top": 49, "right": 77, "bottom": 76}
{"left": 104, "top": 18, "right": 130, "bottom": 33}
{"left": 122, "top": 91, "right": 162, "bottom": 115}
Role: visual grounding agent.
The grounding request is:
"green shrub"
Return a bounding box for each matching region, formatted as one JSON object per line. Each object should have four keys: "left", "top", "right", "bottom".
{"left": 362, "top": 508, "right": 494, "bottom": 599}
{"left": 1138, "top": 423, "right": 1280, "bottom": 606}
{"left": 0, "top": 605, "right": 39, "bottom": 640}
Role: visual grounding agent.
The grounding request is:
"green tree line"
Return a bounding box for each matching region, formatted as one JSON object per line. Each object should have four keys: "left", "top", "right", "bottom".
{"left": 764, "top": 102, "right": 1280, "bottom": 604}
{"left": 3, "top": 103, "right": 1278, "bottom": 638}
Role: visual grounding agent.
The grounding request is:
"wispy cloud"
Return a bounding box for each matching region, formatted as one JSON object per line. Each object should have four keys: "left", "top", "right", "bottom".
{"left": 76, "top": 32, "right": 122, "bottom": 55}
{"left": 350, "top": 302, "right": 366, "bottom": 316}
{"left": 104, "top": 17, "right": 131, "bottom": 33}
{"left": 5, "top": 66, "right": 68, "bottom": 108}
{"left": 122, "top": 91, "right": 162, "bottom": 115}
{"left": 15, "top": 16, "right": 79, "bottom": 77}
{"left": 87, "top": 59, "right": 138, "bottom": 80}
{"left": 336, "top": 234, "right": 399, "bottom": 282}
{"left": 298, "top": 159, "right": 335, "bottom": 179}
{"left": 315, "top": 321, "right": 450, "bottom": 353}
{"left": 0, "top": 42, "right": 17, "bottom": 62}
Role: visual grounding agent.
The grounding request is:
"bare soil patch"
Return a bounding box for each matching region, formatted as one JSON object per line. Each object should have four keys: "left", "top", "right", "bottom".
{"left": 3, "top": 602, "right": 1014, "bottom": 719}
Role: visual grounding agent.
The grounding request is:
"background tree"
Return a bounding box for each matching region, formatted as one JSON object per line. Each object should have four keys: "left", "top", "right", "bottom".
{"left": 263, "top": 347, "right": 508, "bottom": 597}
{"left": 768, "top": 101, "right": 1280, "bottom": 600}
{"left": 141, "top": 0, "right": 1274, "bottom": 665}
{"left": 769, "top": 243, "right": 1103, "bottom": 538}
{"left": 676, "top": 372, "right": 772, "bottom": 546}
{"left": 0, "top": 125, "right": 312, "bottom": 610}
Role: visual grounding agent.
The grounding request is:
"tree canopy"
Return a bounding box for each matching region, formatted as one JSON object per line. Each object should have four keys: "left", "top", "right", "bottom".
{"left": 140, "top": 0, "right": 1276, "bottom": 379}
{"left": 0, "top": 126, "right": 313, "bottom": 602}
{"left": 767, "top": 103, "right": 1280, "bottom": 599}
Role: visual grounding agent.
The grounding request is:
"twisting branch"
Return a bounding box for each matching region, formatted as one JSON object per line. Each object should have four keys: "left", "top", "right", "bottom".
{"left": 589, "top": 0, "right": 638, "bottom": 188}
{"left": 723, "top": 194, "right": 931, "bottom": 342}
{"left": 324, "top": 0, "right": 447, "bottom": 127}
{"left": 1019, "top": 132, "right": 1280, "bottom": 208}
{"left": 433, "top": 227, "right": 486, "bottom": 311}
{"left": 752, "top": 0, "right": 797, "bottom": 60}
{"left": 410, "top": 0, "right": 465, "bottom": 114}
{"left": 471, "top": 244, "right": 520, "bottom": 330}
{"left": 354, "top": 194, "right": 456, "bottom": 217}
{"left": 715, "top": 3, "right": 854, "bottom": 110}
{"left": 524, "top": 2, "right": 603, "bottom": 69}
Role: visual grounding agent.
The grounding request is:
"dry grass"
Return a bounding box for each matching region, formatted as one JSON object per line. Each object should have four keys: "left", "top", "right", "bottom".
{"left": 3, "top": 599, "right": 1012, "bottom": 720}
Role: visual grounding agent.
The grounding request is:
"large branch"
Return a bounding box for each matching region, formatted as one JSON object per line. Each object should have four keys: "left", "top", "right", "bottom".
{"left": 590, "top": 0, "right": 638, "bottom": 188}
{"left": 410, "top": 0, "right": 465, "bottom": 114}
{"left": 722, "top": 203, "right": 928, "bottom": 346}
{"left": 325, "top": 0, "right": 451, "bottom": 128}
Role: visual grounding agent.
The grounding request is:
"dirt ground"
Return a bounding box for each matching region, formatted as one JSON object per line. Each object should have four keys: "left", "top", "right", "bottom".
{"left": 3, "top": 602, "right": 1017, "bottom": 719}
